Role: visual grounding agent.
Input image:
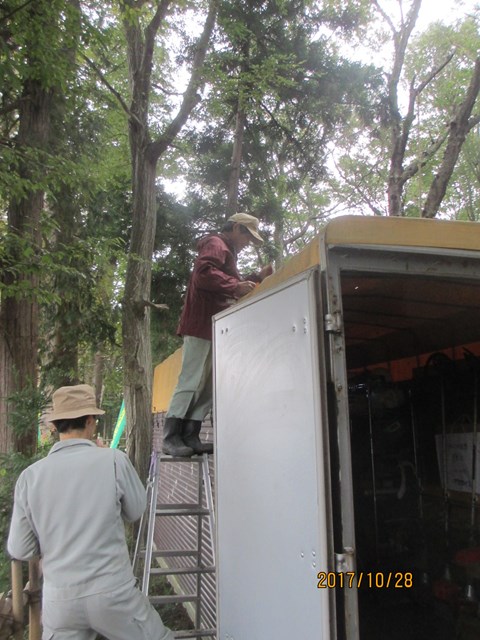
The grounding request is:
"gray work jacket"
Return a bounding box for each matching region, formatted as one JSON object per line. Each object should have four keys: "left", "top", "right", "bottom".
{"left": 7, "top": 439, "right": 146, "bottom": 600}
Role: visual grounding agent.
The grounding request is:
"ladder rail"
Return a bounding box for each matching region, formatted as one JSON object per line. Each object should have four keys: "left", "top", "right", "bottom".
{"left": 142, "top": 450, "right": 160, "bottom": 594}
{"left": 195, "top": 457, "right": 204, "bottom": 630}
{"left": 132, "top": 451, "right": 157, "bottom": 574}
{"left": 201, "top": 454, "right": 216, "bottom": 566}
{"left": 134, "top": 451, "right": 216, "bottom": 638}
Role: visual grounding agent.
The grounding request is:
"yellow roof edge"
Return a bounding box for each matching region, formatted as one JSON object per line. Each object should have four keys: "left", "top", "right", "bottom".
{"left": 325, "top": 215, "right": 480, "bottom": 250}
{"left": 250, "top": 216, "right": 480, "bottom": 300}
{"left": 247, "top": 235, "right": 320, "bottom": 298}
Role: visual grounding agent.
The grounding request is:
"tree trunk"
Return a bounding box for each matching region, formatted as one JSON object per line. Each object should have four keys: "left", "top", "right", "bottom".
{"left": 422, "top": 57, "right": 480, "bottom": 218}
{"left": 122, "top": 153, "right": 157, "bottom": 483}
{"left": 121, "top": 0, "right": 217, "bottom": 482}
{"left": 49, "top": 186, "right": 81, "bottom": 387}
{"left": 377, "top": 0, "right": 422, "bottom": 216}
{"left": 48, "top": 0, "right": 82, "bottom": 388}
{"left": 0, "top": 78, "right": 52, "bottom": 455}
{"left": 0, "top": 0, "right": 80, "bottom": 453}
{"left": 226, "top": 36, "right": 250, "bottom": 218}
{"left": 226, "top": 107, "right": 247, "bottom": 217}
{"left": 94, "top": 348, "right": 105, "bottom": 409}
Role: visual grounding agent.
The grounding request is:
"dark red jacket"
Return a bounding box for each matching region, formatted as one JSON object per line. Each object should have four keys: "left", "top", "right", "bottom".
{"left": 177, "top": 234, "right": 260, "bottom": 341}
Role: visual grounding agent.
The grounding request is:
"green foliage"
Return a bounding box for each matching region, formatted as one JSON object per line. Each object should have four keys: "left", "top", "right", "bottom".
{"left": 150, "top": 194, "right": 197, "bottom": 364}
{"left": 318, "top": 0, "right": 373, "bottom": 33}
{"left": 6, "top": 384, "right": 50, "bottom": 440}
{"left": 0, "top": 382, "right": 51, "bottom": 592}
{"left": 1, "top": 219, "right": 79, "bottom": 304}
{"left": 40, "top": 229, "right": 124, "bottom": 388}
{"left": 0, "top": 451, "right": 34, "bottom": 592}
{"left": 325, "top": 8, "right": 480, "bottom": 219}
{"left": 0, "top": 0, "right": 478, "bottom": 468}
{"left": 176, "top": 0, "right": 382, "bottom": 255}
{"left": 402, "top": 15, "right": 480, "bottom": 219}
{"left": 1, "top": 0, "right": 132, "bottom": 421}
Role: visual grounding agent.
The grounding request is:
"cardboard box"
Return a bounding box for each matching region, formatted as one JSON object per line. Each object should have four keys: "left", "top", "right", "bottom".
{"left": 436, "top": 432, "right": 480, "bottom": 493}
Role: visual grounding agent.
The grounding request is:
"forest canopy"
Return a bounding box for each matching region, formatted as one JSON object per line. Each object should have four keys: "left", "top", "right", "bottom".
{"left": 0, "top": 0, "right": 479, "bottom": 475}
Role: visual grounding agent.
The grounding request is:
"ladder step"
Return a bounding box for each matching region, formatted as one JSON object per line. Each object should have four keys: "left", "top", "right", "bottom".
{"left": 155, "top": 507, "right": 210, "bottom": 517}
{"left": 159, "top": 455, "right": 209, "bottom": 463}
{"left": 151, "top": 566, "right": 215, "bottom": 576}
{"left": 137, "top": 550, "right": 198, "bottom": 558}
{"left": 149, "top": 594, "right": 198, "bottom": 605}
{"left": 157, "top": 503, "right": 205, "bottom": 510}
{"left": 156, "top": 550, "right": 199, "bottom": 558}
{"left": 173, "top": 629, "right": 216, "bottom": 639}
{"left": 135, "top": 449, "right": 216, "bottom": 633}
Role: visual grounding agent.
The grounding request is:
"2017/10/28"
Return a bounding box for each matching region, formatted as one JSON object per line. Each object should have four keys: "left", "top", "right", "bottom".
{"left": 316, "top": 572, "right": 413, "bottom": 589}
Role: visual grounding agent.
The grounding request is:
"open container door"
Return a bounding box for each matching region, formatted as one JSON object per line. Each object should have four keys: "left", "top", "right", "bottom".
{"left": 213, "top": 269, "right": 334, "bottom": 640}
{"left": 325, "top": 241, "right": 480, "bottom": 640}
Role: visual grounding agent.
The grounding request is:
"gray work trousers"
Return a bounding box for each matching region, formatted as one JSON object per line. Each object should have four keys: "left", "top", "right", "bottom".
{"left": 166, "top": 336, "right": 212, "bottom": 422}
{"left": 42, "top": 580, "right": 174, "bottom": 640}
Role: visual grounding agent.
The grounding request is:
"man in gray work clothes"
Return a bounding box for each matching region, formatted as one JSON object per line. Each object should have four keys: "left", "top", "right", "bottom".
{"left": 8, "top": 384, "right": 173, "bottom": 640}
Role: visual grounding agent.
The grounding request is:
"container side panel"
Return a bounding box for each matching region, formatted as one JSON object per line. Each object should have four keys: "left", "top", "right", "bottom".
{"left": 214, "top": 276, "right": 330, "bottom": 640}
{"left": 152, "top": 347, "right": 183, "bottom": 413}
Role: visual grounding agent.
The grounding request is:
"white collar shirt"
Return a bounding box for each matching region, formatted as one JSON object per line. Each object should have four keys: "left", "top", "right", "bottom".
{"left": 8, "top": 439, "right": 146, "bottom": 600}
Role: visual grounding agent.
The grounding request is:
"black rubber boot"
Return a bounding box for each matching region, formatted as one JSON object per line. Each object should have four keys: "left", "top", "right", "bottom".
{"left": 182, "top": 420, "right": 213, "bottom": 454}
{"left": 162, "top": 417, "right": 194, "bottom": 457}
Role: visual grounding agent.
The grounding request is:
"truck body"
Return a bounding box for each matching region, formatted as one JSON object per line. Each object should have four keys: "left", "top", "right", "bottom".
{"left": 152, "top": 215, "right": 480, "bottom": 639}
{"left": 213, "top": 215, "right": 480, "bottom": 640}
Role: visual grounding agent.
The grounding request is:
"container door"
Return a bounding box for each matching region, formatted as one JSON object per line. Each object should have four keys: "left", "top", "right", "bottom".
{"left": 213, "top": 271, "right": 334, "bottom": 640}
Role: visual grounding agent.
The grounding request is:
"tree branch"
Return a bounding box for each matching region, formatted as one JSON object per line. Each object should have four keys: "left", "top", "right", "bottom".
{"left": 0, "top": 0, "right": 35, "bottom": 25}
{"left": 332, "top": 158, "right": 385, "bottom": 216}
{"left": 260, "top": 101, "right": 306, "bottom": 155}
{"left": 401, "top": 129, "right": 449, "bottom": 184}
{"left": 143, "top": 0, "right": 171, "bottom": 78}
{"left": 414, "top": 52, "right": 455, "bottom": 96}
{"left": 422, "top": 56, "right": 480, "bottom": 218}
{"left": 468, "top": 113, "right": 480, "bottom": 131}
{"left": 372, "top": 0, "right": 396, "bottom": 34}
{"left": 152, "top": 82, "right": 181, "bottom": 97}
{"left": 147, "top": 0, "right": 218, "bottom": 162}
{"left": 80, "top": 53, "right": 142, "bottom": 128}
{"left": 389, "top": 0, "right": 422, "bottom": 92}
{"left": 283, "top": 208, "right": 336, "bottom": 248}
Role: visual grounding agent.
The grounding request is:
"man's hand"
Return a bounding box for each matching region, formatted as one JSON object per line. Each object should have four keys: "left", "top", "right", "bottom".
{"left": 259, "top": 264, "right": 273, "bottom": 281}
{"left": 235, "top": 280, "right": 256, "bottom": 297}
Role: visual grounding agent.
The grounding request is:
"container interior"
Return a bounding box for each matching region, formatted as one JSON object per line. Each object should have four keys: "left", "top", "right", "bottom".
{"left": 343, "top": 271, "right": 480, "bottom": 640}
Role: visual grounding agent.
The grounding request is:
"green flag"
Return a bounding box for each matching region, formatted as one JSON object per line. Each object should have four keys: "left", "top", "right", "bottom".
{"left": 110, "top": 400, "right": 126, "bottom": 449}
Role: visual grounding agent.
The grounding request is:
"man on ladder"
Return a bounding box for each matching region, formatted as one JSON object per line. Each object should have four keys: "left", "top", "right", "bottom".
{"left": 163, "top": 213, "right": 272, "bottom": 457}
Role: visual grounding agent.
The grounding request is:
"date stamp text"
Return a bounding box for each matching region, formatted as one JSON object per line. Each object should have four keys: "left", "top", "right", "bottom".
{"left": 317, "top": 571, "right": 413, "bottom": 589}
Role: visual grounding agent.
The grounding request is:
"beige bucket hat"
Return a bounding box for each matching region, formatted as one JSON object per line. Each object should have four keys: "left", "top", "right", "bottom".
{"left": 48, "top": 384, "right": 105, "bottom": 422}
{"left": 228, "top": 212, "right": 263, "bottom": 245}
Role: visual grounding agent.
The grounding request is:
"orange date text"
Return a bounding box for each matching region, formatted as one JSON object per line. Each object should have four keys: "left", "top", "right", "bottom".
{"left": 316, "top": 571, "right": 413, "bottom": 589}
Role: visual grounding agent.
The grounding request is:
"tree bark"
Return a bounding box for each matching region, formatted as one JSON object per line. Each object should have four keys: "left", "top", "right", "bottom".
{"left": 121, "top": 0, "right": 217, "bottom": 482}
{"left": 226, "top": 106, "right": 247, "bottom": 217}
{"left": 122, "top": 153, "right": 157, "bottom": 483}
{"left": 226, "top": 37, "right": 251, "bottom": 218}
{"left": 0, "top": 0, "right": 81, "bottom": 453}
{"left": 422, "top": 57, "right": 480, "bottom": 218}
{"left": 380, "top": 0, "right": 422, "bottom": 216}
{"left": 48, "top": 0, "right": 82, "bottom": 388}
{"left": 0, "top": 77, "right": 52, "bottom": 455}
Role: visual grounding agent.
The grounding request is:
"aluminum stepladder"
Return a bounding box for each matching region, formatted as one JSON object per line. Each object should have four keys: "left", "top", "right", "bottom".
{"left": 133, "top": 450, "right": 216, "bottom": 639}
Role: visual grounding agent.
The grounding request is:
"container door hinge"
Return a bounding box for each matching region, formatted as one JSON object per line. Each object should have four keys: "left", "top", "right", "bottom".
{"left": 335, "top": 547, "right": 355, "bottom": 573}
{"left": 325, "top": 311, "right": 342, "bottom": 334}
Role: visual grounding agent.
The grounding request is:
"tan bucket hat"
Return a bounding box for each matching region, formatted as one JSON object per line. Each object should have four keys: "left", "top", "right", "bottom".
{"left": 48, "top": 384, "right": 105, "bottom": 422}
{"left": 228, "top": 212, "right": 263, "bottom": 244}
